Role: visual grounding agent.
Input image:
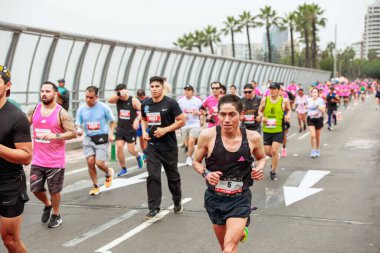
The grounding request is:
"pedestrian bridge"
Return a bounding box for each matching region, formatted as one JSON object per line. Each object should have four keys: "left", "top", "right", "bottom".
{"left": 0, "top": 22, "right": 330, "bottom": 114}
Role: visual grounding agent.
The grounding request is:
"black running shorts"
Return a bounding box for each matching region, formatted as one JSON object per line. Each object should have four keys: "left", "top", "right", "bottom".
{"left": 263, "top": 132, "right": 284, "bottom": 145}
{"left": 116, "top": 130, "right": 137, "bottom": 144}
{"left": 0, "top": 193, "right": 29, "bottom": 218}
{"left": 204, "top": 189, "right": 252, "bottom": 226}
{"left": 307, "top": 116, "right": 324, "bottom": 130}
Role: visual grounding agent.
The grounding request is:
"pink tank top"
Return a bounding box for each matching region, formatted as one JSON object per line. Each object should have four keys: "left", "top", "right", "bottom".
{"left": 32, "top": 103, "right": 65, "bottom": 168}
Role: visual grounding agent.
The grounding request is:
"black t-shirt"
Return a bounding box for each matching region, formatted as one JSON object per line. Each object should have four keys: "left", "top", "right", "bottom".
{"left": 116, "top": 97, "right": 138, "bottom": 134}
{"left": 141, "top": 96, "right": 182, "bottom": 151}
{"left": 326, "top": 93, "right": 338, "bottom": 109}
{"left": 242, "top": 96, "right": 262, "bottom": 130}
{"left": 0, "top": 101, "right": 31, "bottom": 196}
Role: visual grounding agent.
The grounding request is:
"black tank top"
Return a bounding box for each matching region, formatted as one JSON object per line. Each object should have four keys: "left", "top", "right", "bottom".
{"left": 205, "top": 125, "right": 255, "bottom": 190}
{"left": 116, "top": 97, "right": 137, "bottom": 133}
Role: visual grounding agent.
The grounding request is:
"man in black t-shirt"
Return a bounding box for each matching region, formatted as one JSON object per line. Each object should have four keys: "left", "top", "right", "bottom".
{"left": 108, "top": 84, "right": 143, "bottom": 177}
{"left": 0, "top": 65, "right": 32, "bottom": 253}
{"left": 141, "top": 76, "right": 186, "bottom": 220}
{"left": 241, "top": 83, "right": 262, "bottom": 133}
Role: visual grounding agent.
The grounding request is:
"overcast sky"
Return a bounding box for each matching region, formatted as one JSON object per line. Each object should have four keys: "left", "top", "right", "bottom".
{"left": 1, "top": 0, "right": 373, "bottom": 50}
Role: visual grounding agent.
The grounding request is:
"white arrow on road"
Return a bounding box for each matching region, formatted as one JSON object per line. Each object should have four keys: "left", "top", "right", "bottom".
{"left": 283, "top": 170, "right": 330, "bottom": 206}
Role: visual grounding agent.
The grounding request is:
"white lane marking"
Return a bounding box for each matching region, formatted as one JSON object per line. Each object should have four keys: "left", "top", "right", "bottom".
{"left": 95, "top": 198, "right": 192, "bottom": 253}
{"left": 66, "top": 167, "right": 88, "bottom": 176}
{"left": 287, "top": 133, "right": 297, "bottom": 140}
{"left": 298, "top": 132, "right": 310, "bottom": 140}
{"left": 63, "top": 210, "right": 139, "bottom": 247}
{"left": 283, "top": 170, "right": 330, "bottom": 206}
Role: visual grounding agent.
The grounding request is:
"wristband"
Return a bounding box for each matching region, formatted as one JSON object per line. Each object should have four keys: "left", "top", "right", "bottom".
{"left": 202, "top": 169, "right": 211, "bottom": 178}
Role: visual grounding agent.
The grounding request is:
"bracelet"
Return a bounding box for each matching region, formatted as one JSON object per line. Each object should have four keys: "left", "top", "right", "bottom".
{"left": 202, "top": 169, "right": 211, "bottom": 178}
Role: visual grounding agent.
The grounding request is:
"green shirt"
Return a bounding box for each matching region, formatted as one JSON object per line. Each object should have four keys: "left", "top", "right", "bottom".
{"left": 263, "top": 96, "right": 283, "bottom": 133}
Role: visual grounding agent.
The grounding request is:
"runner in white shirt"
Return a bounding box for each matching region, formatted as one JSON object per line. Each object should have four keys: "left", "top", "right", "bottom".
{"left": 295, "top": 88, "right": 308, "bottom": 133}
{"left": 178, "top": 85, "right": 203, "bottom": 166}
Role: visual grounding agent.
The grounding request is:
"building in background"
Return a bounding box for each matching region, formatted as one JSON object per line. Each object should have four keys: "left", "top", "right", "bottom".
{"left": 351, "top": 41, "right": 364, "bottom": 60}
{"left": 219, "top": 43, "right": 263, "bottom": 60}
{"left": 363, "top": 0, "right": 380, "bottom": 59}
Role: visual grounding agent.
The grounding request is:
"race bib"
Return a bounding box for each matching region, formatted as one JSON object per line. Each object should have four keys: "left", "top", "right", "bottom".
{"left": 35, "top": 128, "right": 51, "bottom": 143}
{"left": 86, "top": 122, "right": 101, "bottom": 132}
{"left": 147, "top": 112, "right": 161, "bottom": 126}
{"left": 215, "top": 179, "right": 243, "bottom": 195}
{"left": 266, "top": 118, "right": 277, "bottom": 128}
{"left": 310, "top": 110, "right": 319, "bottom": 118}
{"left": 119, "top": 109, "right": 130, "bottom": 120}
{"left": 244, "top": 115, "right": 255, "bottom": 124}
{"left": 212, "top": 106, "right": 218, "bottom": 116}
{"left": 184, "top": 108, "right": 197, "bottom": 114}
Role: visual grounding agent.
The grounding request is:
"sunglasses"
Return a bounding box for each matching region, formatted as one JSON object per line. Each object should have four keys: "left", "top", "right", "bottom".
{"left": 244, "top": 90, "right": 253, "bottom": 94}
{"left": 0, "top": 65, "right": 11, "bottom": 80}
{"left": 211, "top": 87, "right": 220, "bottom": 90}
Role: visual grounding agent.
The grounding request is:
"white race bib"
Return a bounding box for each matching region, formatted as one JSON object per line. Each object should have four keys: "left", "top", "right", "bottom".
{"left": 266, "top": 118, "right": 277, "bottom": 128}
{"left": 119, "top": 109, "right": 130, "bottom": 120}
{"left": 86, "top": 122, "right": 101, "bottom": 133}
{"left": 147, "top": 112, "right": 161, "bottom": 126}
{"left": 215, "top": 180, "right": 243, "bottom": 195}
{"left": 35, "top": 128, "right": 51, "bottom": 143}
{"left": 244, "top": 115, "right": 255, "bottom": 124}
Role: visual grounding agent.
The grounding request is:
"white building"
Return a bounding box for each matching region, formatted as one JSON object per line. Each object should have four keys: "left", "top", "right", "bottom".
{"left": 363, "top": 0, "right": 380, "bottom": 59}
{"left": 351, "top": 41, "right": 364, "bottom": 59}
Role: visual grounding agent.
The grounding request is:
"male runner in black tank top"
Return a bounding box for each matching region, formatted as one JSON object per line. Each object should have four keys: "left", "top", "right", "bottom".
{"left": 193, "top": 95, "right": 265, "bottom": 252}
{"left": 108, "top": 84, "right": 143, "bottom": 177}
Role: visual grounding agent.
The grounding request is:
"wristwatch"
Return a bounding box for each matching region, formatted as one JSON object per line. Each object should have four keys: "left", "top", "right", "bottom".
{"left": 202, "top": 169, "right": 211, "bottom": 178}
{"left": 56, "top": 133, "right": 61, "bottom": 139}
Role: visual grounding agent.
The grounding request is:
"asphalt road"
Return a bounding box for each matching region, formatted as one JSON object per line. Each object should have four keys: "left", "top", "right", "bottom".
{"left": 2, "top": 95, "right": 379, "bottom": 253}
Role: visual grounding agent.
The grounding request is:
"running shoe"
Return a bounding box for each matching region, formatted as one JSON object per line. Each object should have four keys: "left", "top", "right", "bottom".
{"left": 41, "top": 205, "right": 52, "bottom": 223}
{"left": 117, "top": 168, "right": 128, "bottom": 177}
{"left": 328, "top": 127, "right": 333, "bottom": 131}
{"left": 240, "top": 227, "right": 249, "bottom": 243}
{"left": 89, "top": 186, "right": 100, "bottom": 195}
{"left": 105, "top": 168, "right": 114, "bottom": 188}
{"left": 186, "top": 156, "right": 193, "bottom": 166}
{"left": 173, "top": 203, "right": 183, "bottom": 214}
{"left": 315, "top": 150, "right": 320, "bottom": 157}
{"left": 48, "top": 214, "right": 62, "bottom": 228}
{"left": 137, "top": 154, "right": 144, "bottom": 169}
{"left": 270, "top": 171, "right": 277, "bottom": 181}
{"left": 145, "top": 209, "right": 160, "bottom": 220}
{"left": 310, "top": 150, "right": 316, "bottom": 158}
{"left": 281, "top": 148, "right": 287, "bottom": 157}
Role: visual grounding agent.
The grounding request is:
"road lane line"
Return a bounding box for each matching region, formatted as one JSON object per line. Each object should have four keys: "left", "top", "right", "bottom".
{"left": 287, "top": 133, "right": 297, "bottom": 140}
{"left": 95, "top": 198, "right": 192, "bottom": 252}
{"left": 63, "top": 210, "right": 139, "bottom": 247}
{"left": 298, "top": 132, "right": 310, "bottom": 140}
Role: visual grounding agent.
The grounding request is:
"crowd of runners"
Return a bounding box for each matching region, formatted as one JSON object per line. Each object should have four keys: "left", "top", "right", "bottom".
{"left": 1, "top": 63, "right": 379, "bottom": 252}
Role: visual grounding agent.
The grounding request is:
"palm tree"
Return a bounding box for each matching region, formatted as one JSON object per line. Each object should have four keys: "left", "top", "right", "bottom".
{"left": 222, "top": 16, "right": 242, "bottom": 58}
{"left": 309, "top": 3, "right": 326, "bottom": 68}
{"left": 173, "top": 33, "right": 194, "bottom": 51}
{"left": 258, "top": 6, "right": 281, "bottom": 63}
{"left": 203, "top": 25, "right": 221, "bottom": 54}
{"left": 296, "top": 4, "right": 312, "bottom": 68}
{"left": 281, "top": 12, "right": 297, "bottom": 66}
{"left": 239, "top": 11, "right": 262, "bottom": 60}
{"left": 193, "top": 30, "right": 207, "bottom": 53}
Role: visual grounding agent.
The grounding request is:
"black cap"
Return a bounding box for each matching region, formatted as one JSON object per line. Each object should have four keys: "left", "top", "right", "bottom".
{"left": 0, "top": 65, "right": 11, "bottom": 97}
{"left": 184, "top": 84, "right": 194, "bottom": 91}
{"left": 243, "top": 83, "right": 254, "bottom": 89}
{"left": 58, "top": 78, "right": 65, "bottom": 83}
{"left": 269, "top": 82, "right": 280, "bottom": 89}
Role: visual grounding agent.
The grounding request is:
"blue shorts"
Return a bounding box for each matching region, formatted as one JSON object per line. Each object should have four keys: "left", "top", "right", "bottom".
{"left": 136, "top": 124, "right": 143, "bottom": 137}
